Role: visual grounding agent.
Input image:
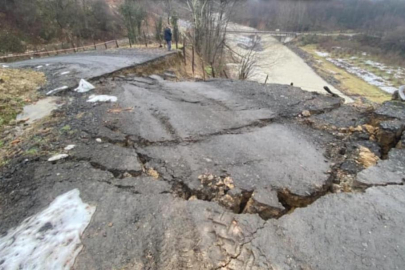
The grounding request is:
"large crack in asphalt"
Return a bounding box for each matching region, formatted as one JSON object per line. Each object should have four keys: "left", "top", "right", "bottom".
{"left": 3, "top": 57, "right": 405, "bottom": 269}
{"left": 64, "top": 75, "right": 397, "bottom": 222}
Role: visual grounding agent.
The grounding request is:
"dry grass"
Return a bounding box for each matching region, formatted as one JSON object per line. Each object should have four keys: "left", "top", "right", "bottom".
{"left": 301, "top": 45, "right": 391, "bottom": 103}
{"left": 0, "top": 115, "right": 59, "bottom": 166}
{"left": 0, "top": 67, "right": 46, "bottom": 128}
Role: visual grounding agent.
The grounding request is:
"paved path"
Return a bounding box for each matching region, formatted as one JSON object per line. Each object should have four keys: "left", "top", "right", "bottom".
{"left": 9, "top": 48, "right": 173, "bottom": 93}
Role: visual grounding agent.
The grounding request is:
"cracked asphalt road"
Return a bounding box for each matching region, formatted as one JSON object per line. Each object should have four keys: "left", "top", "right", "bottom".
{"left": 1, "top": 53, "right": 405, "bottom": 269}
{"left": 8, "top": 49, "right": 173, "bottom": 93}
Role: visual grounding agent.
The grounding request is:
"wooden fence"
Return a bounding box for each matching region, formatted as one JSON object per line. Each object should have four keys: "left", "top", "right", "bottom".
{"left": 0, "top": 39, "right": 131, "bottom": 63}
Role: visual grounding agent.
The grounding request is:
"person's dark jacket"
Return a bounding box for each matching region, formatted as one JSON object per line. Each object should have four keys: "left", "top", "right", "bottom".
{"left": 164, "top": 28, "right": 172, "bottom": 42}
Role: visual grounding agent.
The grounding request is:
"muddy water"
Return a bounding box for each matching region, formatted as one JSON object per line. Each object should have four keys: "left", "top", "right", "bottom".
{"left": 226, "top": 24, "right": 353, "bottom": 103}
{"left": 16, "top": 97, "right": 61, "bottom": 124}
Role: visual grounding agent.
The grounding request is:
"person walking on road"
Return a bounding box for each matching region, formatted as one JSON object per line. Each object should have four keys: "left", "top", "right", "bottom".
{"left": 164, "top": 25, "right": 173, "bottom": 51}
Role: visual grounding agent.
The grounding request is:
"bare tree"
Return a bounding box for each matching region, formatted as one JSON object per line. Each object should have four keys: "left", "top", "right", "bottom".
{"left": 237, "top": 36, "right": 259, "bottom": 80}
{"left": 164, "top": 0, "right": 173, "bottom": 24}
{"left": 185, "top": 0, "right": 239, "bottom": 77}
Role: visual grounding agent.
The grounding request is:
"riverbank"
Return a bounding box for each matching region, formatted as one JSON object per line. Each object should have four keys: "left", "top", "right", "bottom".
{"left": 225, "top": 24, "right": 353, "bottom": 102}
{"left": 289, "top": 44, "right": 391, "bottom": 103}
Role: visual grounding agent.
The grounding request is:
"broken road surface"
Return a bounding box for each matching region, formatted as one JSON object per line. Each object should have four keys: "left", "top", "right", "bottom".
{"left": 1, "top": 55, "right": 405, "bottom": 269}
{"left": 8, "top": 49, "right": 174, "bottom": 94}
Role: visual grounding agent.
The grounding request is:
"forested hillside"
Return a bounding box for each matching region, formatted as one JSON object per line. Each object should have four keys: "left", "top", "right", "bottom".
{"left": 236, "top": 0, "right": 405, "bottom": 55}
{"left": 0, "top": 0, "right": 125, "bottom": 53}
{"left": 1, "top": 0, "right": 405, "bottom": 56}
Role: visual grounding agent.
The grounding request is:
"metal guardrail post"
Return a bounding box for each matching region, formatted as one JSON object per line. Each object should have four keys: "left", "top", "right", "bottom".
{"left": 183, "top": 36, "right": 186, "bottom": 65}
{"left": 192, "top": 45, "right": 195, "bottom": 75}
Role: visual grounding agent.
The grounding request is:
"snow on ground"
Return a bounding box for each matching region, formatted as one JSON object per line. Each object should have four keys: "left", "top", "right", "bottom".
{"left": 315, "top": 51, "right": 330, "bottom": 57}
{"left": 316, "top": 50, "right": 404, "bottom": 94}
{"left": 46, "top": 86, "right": 68, "bottom": 96}
{"left": 0, "top": 189, "right": 95, "bottom": 270}
{"left": 87, "top": 95, "right": 117, "bottom": 103}
{"left": 327, "top": 57, "right": 399, "bottom": 94}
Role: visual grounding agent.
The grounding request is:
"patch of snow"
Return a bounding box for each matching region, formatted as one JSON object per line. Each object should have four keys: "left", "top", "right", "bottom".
{"left": 87, "top": 95, "right": 117, "bottom": 103}
{"left": 0, "top": 189, "right": 95, "bottom": 270}
{"left": 362, "top": 52, "right": 367, "bottom": 56}
{"left": 45, "top": 64, "right": 50, "bottom": 66}
{"left": 326, "top": 57, "right": 397, "bottom": 94}
{"left": 48, "top": 154, "right": 69, "bottom": 162}
{"left": 96, "top": 138, "right": 102, "bottom": 143}
{"left": 2, "top": 64, "right": 9, "bottom": 68}
{"left": 64, "top": 145, "right": 76, "bottom": 151}
{"left": 365, "top": 60, "right": 387, "bottom": 71}
{"left": 74, "top": 79, "right": 95, "bottom": 93}
{"left": 46, "top": 86, "right": 68, "bottom": 96}
{"left": 36, "top": 65, "right": 43, "bottom": 69}
{"left": 61, "top": 71, "right": 70, "bottom": 75}
{"left": 149, "top": 74, "right": 164, "bottom": 82}
{"left": 315, "top": 51, "right": 329, "bottom": 57}
{"left": 380, "top": 86, "right": 398, "bottom": 94}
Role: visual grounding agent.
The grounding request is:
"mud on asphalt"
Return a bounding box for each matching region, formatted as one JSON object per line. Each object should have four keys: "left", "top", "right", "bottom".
{"left": 1, "top": 63, "right": 405, "bottom": 269}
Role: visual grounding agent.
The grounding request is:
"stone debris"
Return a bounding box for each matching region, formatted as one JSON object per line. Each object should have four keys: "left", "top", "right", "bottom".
{"left": 243, "top": 188, "right": 286, "bottom": 219}
{"left": 147, "top": 168, "right": 160, "bottom": 179}
{"left": 46, "top": 85, "right": 68, "bottom": 96}
{"left": 87, "top": 94, "right": 117, "bottom": 103}
{"left": 149, "top": 74, "right": 165, "bottom": 82}
{"left": 357, "top": 146, "right": 379, "bottom": 168}
{"left": 301, "top": 110, "right": 311, "bottom": 117}
{"left": 48, "top": 154, "right": 69, "bottom": 162}
{"left": 107, "top": 107, "right": 133, "bottom": 114}
{"left": 196, "top": 174, "right": 236, "bottom": 203}
{"left": 64, "top": 144, "right": 76, "bottom": 151}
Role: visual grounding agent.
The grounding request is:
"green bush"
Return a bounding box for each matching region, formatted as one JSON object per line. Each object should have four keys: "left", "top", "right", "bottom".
{"left": 0, "top": 32, "right": 26, "bottom": 54}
